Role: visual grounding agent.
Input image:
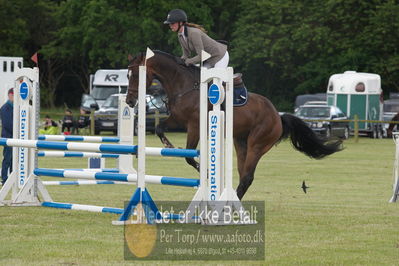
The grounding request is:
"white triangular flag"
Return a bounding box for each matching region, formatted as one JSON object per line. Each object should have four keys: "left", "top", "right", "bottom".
{"left": 201, "top": 50, "right": 211, "bottom": 62}
{"left": 146, "top": 47, "right": 154, "bottom": 60}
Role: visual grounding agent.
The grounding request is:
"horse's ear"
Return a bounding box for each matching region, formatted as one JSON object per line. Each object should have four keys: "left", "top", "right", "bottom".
{"left": 128, "top": 54, "right": 133, "bottom": 62}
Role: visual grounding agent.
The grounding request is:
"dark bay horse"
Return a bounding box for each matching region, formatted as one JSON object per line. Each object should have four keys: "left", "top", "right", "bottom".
{"left": 126, "top": 51, "right": 343, "bottom": 200}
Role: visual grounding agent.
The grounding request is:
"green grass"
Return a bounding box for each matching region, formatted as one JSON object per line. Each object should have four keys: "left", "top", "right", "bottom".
{"left": 0, "top": 134, "right": 398, "bottom": 265}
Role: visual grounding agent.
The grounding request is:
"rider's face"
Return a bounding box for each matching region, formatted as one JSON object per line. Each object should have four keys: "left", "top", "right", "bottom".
{"left": 169, "top": 22, "right": 181, "bottom": 32}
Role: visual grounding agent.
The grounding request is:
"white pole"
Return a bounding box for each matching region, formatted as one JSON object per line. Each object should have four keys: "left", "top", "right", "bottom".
{"left": 199, "top": 68, "right": 208, "bottom": 201}
{"left": 117, "top": 94, "right": 136, "bottom": 174}
{"left": 207, "top": 78, "right": 223, "bottom": 201}
{"left": 390, "top": 133, "right": 399, "bottom": 202}
{"left": 137, "top": 65, "right": 146, "bottom": 190}
{"left": 224, "top": 67, "right": 234, "bottom": 190}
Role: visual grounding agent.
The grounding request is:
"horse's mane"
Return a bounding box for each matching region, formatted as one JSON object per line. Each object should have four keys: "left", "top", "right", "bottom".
{"left": 129, "top": 50, "right": 200, "bottom": 84}
{"left": 152, "top": 50, "right": 199, "bottom": 76}
{"left": 153, "top": 50, "right": 179, "bottom": 62}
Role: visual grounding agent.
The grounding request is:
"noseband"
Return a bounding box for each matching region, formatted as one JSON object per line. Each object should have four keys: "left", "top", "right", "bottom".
{"left": 128, "top": 52, "right": 200, "bottom": 106}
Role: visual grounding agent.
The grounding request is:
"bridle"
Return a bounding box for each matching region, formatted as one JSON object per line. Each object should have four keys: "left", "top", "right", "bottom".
{"left": 127, "top": 51, "right": 200, "bottom": 108}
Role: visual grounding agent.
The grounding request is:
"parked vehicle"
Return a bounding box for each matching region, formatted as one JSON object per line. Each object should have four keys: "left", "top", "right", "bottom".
{"left": 93, "top": 94, "right": 120, "bottom": 135}
{"left": 295, "top": 104, "right": 350, "bottom": 139}
{"left": 80, "top": 94, "right": 99, "bottom": 112}
{"left": 88, "top": 69, "right": 128, "bottom": 108}
{"left": 383, "top": 98, "right": 399, "bottom": 137}
{"left": 303, "top": 101, "right": 327, "bottom": 106}
{"left": 326, "top": 71, "right": 383, "bottom": 138}
{"left": 93, "top": 93, "right": 168, "bottom": 135}
{"left": 294, "top": 93, "right": 326, "bottom": 112}
{"left": 389, "top": 92, "right": 399, "bottom": 99}
{"left": 134, "top": 93, "right": 168, "bottom": 135}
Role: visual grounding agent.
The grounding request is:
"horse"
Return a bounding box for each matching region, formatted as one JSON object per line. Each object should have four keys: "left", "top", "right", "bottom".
{"left": 126, "top": 50, "right": 343, "bottom": 200}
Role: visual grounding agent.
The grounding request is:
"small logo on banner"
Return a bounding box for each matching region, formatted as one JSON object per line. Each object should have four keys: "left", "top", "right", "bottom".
{"left": 208, "top": 84, "right": 224, "bottom": 105}
{"left": 122, "top": 106, "right": 131, "bottom": 120}
{"left": 19, "top": 82, "right": 29, "bottom": 100}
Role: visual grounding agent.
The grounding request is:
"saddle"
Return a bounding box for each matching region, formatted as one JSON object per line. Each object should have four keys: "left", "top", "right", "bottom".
{"left": 232, "top": 73, "right": 248, "bottom": 107}
{"left": 176, "top": 58, "right": 249, "bottom": 106}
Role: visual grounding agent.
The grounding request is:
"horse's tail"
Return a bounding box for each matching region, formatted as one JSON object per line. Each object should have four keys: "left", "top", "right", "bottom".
{"left": 279, "top": 113, "right": 343, "bottom": 159}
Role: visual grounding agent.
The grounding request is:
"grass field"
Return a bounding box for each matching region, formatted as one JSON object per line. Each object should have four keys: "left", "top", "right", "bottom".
{"left": 0, "top": 133, "right": 398, "bottom": 265}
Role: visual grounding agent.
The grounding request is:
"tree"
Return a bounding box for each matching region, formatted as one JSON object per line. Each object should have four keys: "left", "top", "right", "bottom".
{"left": 2, "top": 0, "right": 398, "bottom": 108}
{"left": 0, "top": 0, "right": 60, "bottom": 108}
{"left": 362, "top": 0, "right": 399, "bottom": 92}
{"left": 230, "top": 0, "right": 398, "bottom": 110}
{"left": 0, "top": 0, "right": 29, "bottom": 57}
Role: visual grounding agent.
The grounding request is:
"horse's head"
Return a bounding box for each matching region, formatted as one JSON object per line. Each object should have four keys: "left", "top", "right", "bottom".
{"left": 126, "top": 53, "right": 154, "bottom": 108}
{"left": 126, "top": 50, "right": 199, "bottom": 108}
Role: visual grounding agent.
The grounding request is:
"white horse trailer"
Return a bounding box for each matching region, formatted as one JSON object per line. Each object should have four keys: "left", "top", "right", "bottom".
{"left": 326, "top": 71, "right": 383, "bottom": 138}
{"left": 0, "top": 56, "right": 23, "bottom": 105}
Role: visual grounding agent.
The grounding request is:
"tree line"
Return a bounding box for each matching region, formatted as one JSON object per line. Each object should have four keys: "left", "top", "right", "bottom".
{"left": 1, "top": 0, "right": 398, "bottom": 111}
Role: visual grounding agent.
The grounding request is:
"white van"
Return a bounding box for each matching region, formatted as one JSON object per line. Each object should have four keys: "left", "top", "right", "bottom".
{"left": 88, "top": 69, "right": 128, "bottom": 107}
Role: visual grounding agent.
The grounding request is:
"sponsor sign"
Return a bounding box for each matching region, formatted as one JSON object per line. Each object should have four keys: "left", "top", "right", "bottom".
{"left": 122, "top": 106, "right": 131, "bottom": 120}
{"left": 208, "top": 111, "right": 224, "bottom": 200}
{"left": 19, "top": 81, "right": 29, "bottom": 100}
{"left": 18, "top": 80, "right": 30, "bottom": 187}
{"left": 208, "top": 84, "right": 224, "bottom": 105}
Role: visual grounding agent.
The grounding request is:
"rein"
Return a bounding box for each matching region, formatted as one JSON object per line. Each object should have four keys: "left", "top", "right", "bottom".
{"left": 157, "top": 56, "right": 201, "bottom": 105}
{"left": 128, "top": 51, "right": 201, "bottom": 107}
{"left": 174, "top": 87, "right": 199, "bottom": 100}
{"left": 170, "top": 66, "right": 200, "bottom": 100}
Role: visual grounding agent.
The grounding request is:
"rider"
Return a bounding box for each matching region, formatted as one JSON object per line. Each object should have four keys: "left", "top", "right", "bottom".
{"left": 164, "top": 9, "right": 229, "bottom": 69}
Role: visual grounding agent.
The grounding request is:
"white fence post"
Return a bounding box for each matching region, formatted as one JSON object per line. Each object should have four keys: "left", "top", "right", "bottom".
{"left": 0, "top": 67, "right": 52, "bottom": 206}
{"left": 390, "top": 132, "right": 399, "bottom": 202}
{"left": 185, "top": 52, "right": 252, "bottom": 225}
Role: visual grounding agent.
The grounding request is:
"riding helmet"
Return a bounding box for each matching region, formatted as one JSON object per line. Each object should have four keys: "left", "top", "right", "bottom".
{"left": 164, "top": 9, "right": 187, "bottom": 24}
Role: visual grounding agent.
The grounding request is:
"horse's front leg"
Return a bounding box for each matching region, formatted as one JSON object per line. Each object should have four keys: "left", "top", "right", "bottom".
{"left": 155, "top": 116, "right": 177, "bottom": 148}
{"left": 185, "top": 122, "right": 200, "bottom": 172}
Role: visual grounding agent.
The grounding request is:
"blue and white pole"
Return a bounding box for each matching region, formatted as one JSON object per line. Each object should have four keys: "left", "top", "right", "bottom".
{"left": 42, "top": 180, "right": 126, "bottom": 186}
{"left": 0, "top": 138, "right": 199, "bottom": 157}
{"left": 38, "top": 135, "right": 120, "bottom": 143}
{"left": 42, "top": 201, "right": 124, "bottom": 214}
{"left": 42, "top": 201, "right": 182, "bottom": 219}
{"left": 54, "top": 168, "right": 119, "bottom": 173}
{"left": 34, "top": 168, "right": 200, "bottom": 187}
{"left": 42, "top": 180, "right": 128, "bottom": 186}
{"left": 38, "top": 151, "right": 120, "bottom": 158}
